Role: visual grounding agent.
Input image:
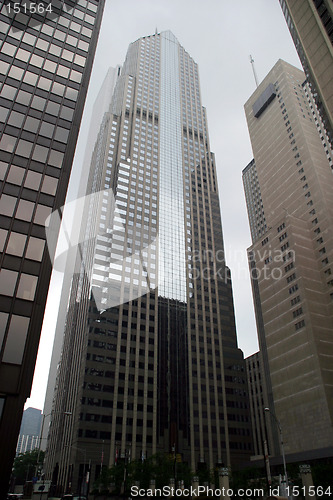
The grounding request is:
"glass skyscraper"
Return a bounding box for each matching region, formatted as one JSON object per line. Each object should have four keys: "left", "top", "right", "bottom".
{"left": 45, "top": 31, "right": 252, "bottom": 494}
{"left": 0, "top": 1, "right": 105, "bottom": 495}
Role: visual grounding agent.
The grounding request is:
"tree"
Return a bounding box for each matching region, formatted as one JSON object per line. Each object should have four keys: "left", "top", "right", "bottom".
{"left": 92, "top": 452, "right": 193, "bottom": 494}
{"left": 13, "top": 449, "right": 45, "bottom": 484}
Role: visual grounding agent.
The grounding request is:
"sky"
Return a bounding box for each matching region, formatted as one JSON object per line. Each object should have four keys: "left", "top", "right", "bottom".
{"left": 25, "top": 0, "right": 302, "bottom": 411}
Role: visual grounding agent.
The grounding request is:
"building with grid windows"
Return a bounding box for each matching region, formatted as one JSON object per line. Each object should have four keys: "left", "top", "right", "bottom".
{"left": 244, "top": 59, "right": 333, "bottom": 462}
{"left": 0, "top": 1, "right": 105, "bottom": 495}
{"left": 242, "top": 159, "right": 266, "bottom": 243}
{"left": 45, "top": 31, "right": 252, "bottom": 494}
{"left": 279, "top": 0, "right": 333, "bottom": 146}
{"left": 16, "top": 406, "right": 42, "bottom": 455}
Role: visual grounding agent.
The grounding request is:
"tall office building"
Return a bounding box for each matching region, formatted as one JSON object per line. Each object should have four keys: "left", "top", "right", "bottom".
{"left": 244, "top": 59, "right": 333, "bottom": 462}
{"left": 45, "top": 31, "right": 252, "bottom": 494}
{"left": 41, "top": 65, "right": 121, "bottom": 451}
{"left": 242, "top": 159, "right": 267, "bottom": 243}
{"left": 245, "top": 352, "right": 275, "bottom": 460}
{"left": 279, "top": 0, "right": 333, "bottom": 145}
{"left": 16, "top": 407, "right": 42, "bottom": 455}
{"left": 0, "top": 1, "right": 105, "bottom": 495}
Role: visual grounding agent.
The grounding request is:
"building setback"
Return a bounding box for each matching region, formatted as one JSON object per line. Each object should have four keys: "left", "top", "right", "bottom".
{"left": 45, "top": 31, "right": 252, "bottom": 494}
{"left": 0, "top": 1, "right": 105, "bottom": 496}
{"left": 244, "top": 59, "right": 333, "bottom": 462}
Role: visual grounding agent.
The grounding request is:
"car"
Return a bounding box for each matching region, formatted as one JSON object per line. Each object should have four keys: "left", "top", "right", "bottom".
{"left": 61, "top": 496, "right": 86, "bottom": 500}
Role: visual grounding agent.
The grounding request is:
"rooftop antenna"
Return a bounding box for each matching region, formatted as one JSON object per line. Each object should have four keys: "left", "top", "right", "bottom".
{"left": 249, "top": 55, "right": 259, "bottom": 88}
{"left": 155, "top": 27, "right": 158, "bottom": 34}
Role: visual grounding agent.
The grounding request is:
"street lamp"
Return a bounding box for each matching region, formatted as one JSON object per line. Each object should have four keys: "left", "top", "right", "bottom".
{"left": 35, "top": 411, "right": 72, "bottom": 478}
{"left": 264, "top": 408, "right": 288, "bottom": 494}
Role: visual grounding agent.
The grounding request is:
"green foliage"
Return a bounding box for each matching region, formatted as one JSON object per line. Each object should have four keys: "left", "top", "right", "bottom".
{"left": 13, "top": 449, "right": 45, "bottom": 484}
{"left": 92, "top": 452, "right": 193, "bottom": 494}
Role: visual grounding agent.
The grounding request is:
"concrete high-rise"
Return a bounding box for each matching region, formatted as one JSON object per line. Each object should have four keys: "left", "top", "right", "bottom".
{"left": 45, "top": 31, "right": 252, "bottom": 494}
{"left": 279, "top": 0, "right": 333, "bottom": 145}
{"left": 245, "top": 352, "right": 276, "bottom": 461}
{"left": 0, "top": 1, "right": 105, "bottom": 495}
{"left": 244, "top": 59, "right": 333, "bottom": 462}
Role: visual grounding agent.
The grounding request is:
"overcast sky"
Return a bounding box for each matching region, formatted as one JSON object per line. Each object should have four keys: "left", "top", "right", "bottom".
{"left": 25, "top": 0, "right": 302, "bottom": 411}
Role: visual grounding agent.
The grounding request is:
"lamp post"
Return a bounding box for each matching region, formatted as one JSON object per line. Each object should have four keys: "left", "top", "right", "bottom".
{"left": 264, "top": 408, "right": 288, "bottom": 494}
{"left": 35, "top": 411, "right": 72, "bottom": 478}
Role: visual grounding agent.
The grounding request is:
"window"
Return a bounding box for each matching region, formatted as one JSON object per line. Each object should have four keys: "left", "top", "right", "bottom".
{"left": 15, "top": 140, "right": 33, "bottom": 158}
{"left": 49, "top": 150, "right": 64, "bottom": 168}
{"left": 24, "top": 170, "right": 42, "bottom": 190}
{"left": 295, "top": 319, "right": 305, "bottom": 331}
{"left": 26, "top": 237, "right": 45, "bottom": 261}
{"left": 7, "top": 165, "right": 25, "bottom": 185}
{"left": 24, "top": 116, "right": 39, "bottom": 133}
{"left": 6, "top": 232, "right": 26, "bottom": 256}
{"left": 285, "top": 262, "right": 294, "bottom": 272}
{"left": 0, "top": 134, "right": 16, "bottom": 153}
{"left": 32, "top": 145, "right": 48, "bottom": 163}
{"left": 289, "top": 284, "right": 299, "bottom": 294}
{"left": 0, "top": 194, "right": 16, "bottom": 217}
{"left": 292, "top": 307, "right": 303, "bottom": 318}
{"left": 16, "top": 274, "right": 38, "bottom": 301}
{"left": 0, "top": 269, "right": 18, "bottom": 296}
{"left": 2, "top": 315, "right": 30, "bottom": 365}
{"left": 8, "top": 111, "right": 25, "bottom": 128}
{"left": 41, "top": 176, "right": 58, "bottom": 195}
{"left": 16, "top": 200, "right": 34, "bottom": 221}
{"left": 291, "top": 295, "right": 301, "bottom": 306}
{"left": 286, "top": 273, "right": 296, "bottom": 283}
{"left": 34, "top": 205, "right": 52, "bottom": 226}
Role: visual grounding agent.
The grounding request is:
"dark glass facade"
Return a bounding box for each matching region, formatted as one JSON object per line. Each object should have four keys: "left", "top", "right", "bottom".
{"left": 0, "top": 1, "right": 105, "bottom": 495}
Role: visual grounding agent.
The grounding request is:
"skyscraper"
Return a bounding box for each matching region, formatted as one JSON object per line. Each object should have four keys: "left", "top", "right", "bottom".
{"left": 0, "top": 1, "right": 105, "bottom": 495}
{"left": 245, "top": 352, "right": 276, "bottom": 461}
{"left": 279, "top": 0, "right": 333, "bottom": 145}
{"left": 45, "top": 31, "right": 252, "bottom": 494}
{"left": 243, "top": 59, "right": 333, "bottom": 462}
{"left": 16, "top": 407, "right": 42, "bottom": 455}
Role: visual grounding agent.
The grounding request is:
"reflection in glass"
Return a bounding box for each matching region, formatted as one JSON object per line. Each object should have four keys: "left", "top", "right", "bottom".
{"left": 159, "top": 32, "right": 186, "bottom": 302}
{"left": 0, "top": 269, "right": 17, "bottom": 296}
{"left": 24, "top": 170, "right": 42, "bottom": 190}
{"left": 7, "top": 232, "right": 26, "bottom": 256}
{"left": 0, "top": 194, "right": 16, "bottom": 217}
{"left": 16, "top": 274, "right": 38, "bottom": 301}
{"left": 7, "top": 165, "right": 25, "bottom": 185}
{"left": 2, "top": 315, "right": 30, "bottom": 365}
{"left": 34, "top": 204, "right": 52, "bottom": 226}
{"left": 15, "top": 139, "right": 33, "bottom": 158}
{"left": 26, "top": 237, "right": 45, "bottom": 261}
{"left": 16, "top": 199, "right": 34, "bottom": 221}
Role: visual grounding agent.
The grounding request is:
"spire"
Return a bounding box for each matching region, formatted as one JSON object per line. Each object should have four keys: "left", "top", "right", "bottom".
{"left": 249, "top": 54, "right": 259, "bottom": 88}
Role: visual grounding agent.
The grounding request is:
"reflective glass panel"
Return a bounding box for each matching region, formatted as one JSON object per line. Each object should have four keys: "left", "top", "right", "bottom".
{"left": 7, "top": 232, "right": 26, "bottom": 256}
{"left": 2, "top": 315, "right": 30, "bottom": 365}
